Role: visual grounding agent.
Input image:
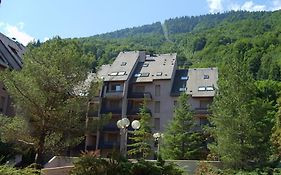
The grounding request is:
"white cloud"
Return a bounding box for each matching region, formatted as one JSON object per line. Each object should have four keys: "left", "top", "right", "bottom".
{"left": 207, "top": 0, "right": 224, "bottom": 13}
{"left": 271, "top": 0, "right": 281, "bottom": 10}
{"left": 43, "top": 37, "right": 49, "bottom": 42}
{"left": 0, "top": 22, "right": 34, "bottom": 46}
{"left": 241, "top": 1, "right": 266, "bottom": 11}
{"left": 227, "top": 1, "right": 266, "bottom": 11}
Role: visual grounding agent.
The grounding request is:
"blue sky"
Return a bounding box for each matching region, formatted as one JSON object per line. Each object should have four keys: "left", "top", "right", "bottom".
{"left": 0, "top": 0, "right": 280, "bottom": 45}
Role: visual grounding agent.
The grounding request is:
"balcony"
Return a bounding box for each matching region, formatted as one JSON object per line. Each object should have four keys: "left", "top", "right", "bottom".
{"left": 99, "top": 141, "right": 120, "bottom": 149}
{"left": 102, "top": 123, "right": 119, "bottom": 132}
{"left": 87, "top": 111, "right": 99, "bottom": 118}
{"left": 100, "top": 107, "right": 122, "bottom": 114}
{"left": 127, "top": 108, "right": 152, "bottom": 116}
{"left": 90, "top": 96, "right": 100, "bottom": 103}
{"left": 194, "top": 108, "right": 211, "bottom": 115}
{"left": 128, "top": 92, "right": 152, "bottom": 100}
{"left": 103, "top": 90, "right": 123, "bottom": 99}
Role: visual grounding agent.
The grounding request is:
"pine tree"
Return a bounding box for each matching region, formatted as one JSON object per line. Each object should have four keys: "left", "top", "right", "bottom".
{"left": 128, "top": 100, "right": 152, "bottom": 159}
{"left": 209, "top": 53, "right": 274, "bottom": 169}
{"left": 162, "top": 93, "right": 206, "bottom": 160}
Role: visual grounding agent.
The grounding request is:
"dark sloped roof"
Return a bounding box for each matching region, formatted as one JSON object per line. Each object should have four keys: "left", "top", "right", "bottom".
{"left": 170, "top": 69, "right": 188, "bottom": 96}
{"left": 0, "top": 33, "right": 25, "bottom": 70}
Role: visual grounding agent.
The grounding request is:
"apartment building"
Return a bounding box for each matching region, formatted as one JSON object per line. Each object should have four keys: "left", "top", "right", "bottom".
{"left": 85, "top": 51, "right": 218, "bottom": 156}
{"left": 0, "top": 33, "right": 25, "bottom": 116}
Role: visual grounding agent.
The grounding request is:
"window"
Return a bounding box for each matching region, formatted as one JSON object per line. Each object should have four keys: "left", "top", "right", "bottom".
{"left": 206, "top": 86, "right": 214, "bottom": 91}
{"left": 140, "top": 72, "right": 150, "bottom": 77}
{"left": 121, "top": 62, "right": 127, "bottom": 66}
{"left": 174, "top": 100, "right": 177, "bottom": 107}
{"left": 198, "top": 86, "right": 206, "bottom": 91}
{"left": 117, "top": 71, "right": 126, "bottom": 76}
{"left": 154, "top": 118, "right": 160, "bottom": 130}
{"left": 109, "top": 72, "right": 118, "bottom": 76}
{"left": 156, "top": 72, "right": 162, "bottom": 76}
{"left": 155, "top": 101, "right": 160, "bottom": 113}
{"left": 111, "top": 84, "right": 122, "bottom": 92}
{"left": 143, "top": 63, "right": 149, "bottom": 67}
{"left": 8, "top": 46, "right": 18, "bottom": 56}
{"left": 200, "top": 99, "right": 212, "bottom": 109}
{"left": 181, "top": 76, "right": 188, "bottom": 80}
{"left": 155, "top": 85, "right": 160, "bottom": 96}
{"left": 0, "top": 96, "right": 5, "bottom": 112}
{"left": 135, "top": 86, "right": 145, "bottom": 93}
{"left": 109, "top": 100, "right": 121, "bottom": 109}
{"left": 204, "top": 75, "right": 209, "bottom": 79}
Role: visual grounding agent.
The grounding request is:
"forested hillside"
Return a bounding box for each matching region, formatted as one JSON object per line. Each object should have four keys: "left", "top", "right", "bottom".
{"left": 74, "top": 10, "right": 281, "bottom": 81}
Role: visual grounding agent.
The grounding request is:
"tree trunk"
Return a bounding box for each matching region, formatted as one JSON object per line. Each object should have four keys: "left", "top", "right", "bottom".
{"left": 35, "top": 131, "right": 46, "bottom": 165}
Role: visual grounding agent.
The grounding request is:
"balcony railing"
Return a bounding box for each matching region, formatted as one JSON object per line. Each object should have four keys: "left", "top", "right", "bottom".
{"left": 99, "top": 141, "right": 120, "bottom": 149}
{"left": 87, "top": 111, "right": 99, "bottom": 117}
{"left": 127, "top": 108, "right": 152, "bottom": 116}
{"left": 103, "top": 123, "right": 119, "bottom": 132}
{"left": 100, "top": 107, "right": 122, "bottom": 114}
{"left": 128, "top": 92, "right": 152, "bottom": 100}
{"left": 104, "top": 90, "right": 123, "bottom": 99}
{"left": 194, "top": 108, "right": 211, "bottom": 115}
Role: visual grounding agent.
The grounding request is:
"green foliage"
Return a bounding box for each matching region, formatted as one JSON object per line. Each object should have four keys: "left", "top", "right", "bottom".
{"left": 162, "top": 93, "right": 207, "bottom": 160}
{"left": 73, "top": 10, "right": 281, "bottom": 78}
{"left": 128, "top": 100, "right": 152, "bottom": 159}
{"left": 71, "top": 152, "right": 183, "bottom": 175}
{"left": 0, "top": 37, "right": 94, "bottom": 164}
{"left": 0, "top": 165, "right": 39, "bottom": 175}
{"left": 209, "top": 55, "right": 274, "bottom": 169}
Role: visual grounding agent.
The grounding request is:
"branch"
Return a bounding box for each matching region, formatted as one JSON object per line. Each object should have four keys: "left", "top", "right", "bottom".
{"left": 18, "top": 139, "right": 35, "bottom": 145}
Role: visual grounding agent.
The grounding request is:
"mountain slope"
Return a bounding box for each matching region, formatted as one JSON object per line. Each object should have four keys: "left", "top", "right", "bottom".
{"left": 77, "top": 10, "right": 281, "bottom": 80}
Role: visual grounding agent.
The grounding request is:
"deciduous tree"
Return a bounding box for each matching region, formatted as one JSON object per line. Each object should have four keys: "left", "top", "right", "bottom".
{"left": 0, "top": 38, "right": 93, "bottom": 164}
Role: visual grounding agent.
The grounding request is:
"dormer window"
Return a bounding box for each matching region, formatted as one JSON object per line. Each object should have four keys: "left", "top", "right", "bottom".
{"left": 181, "top": 76, "right": 188, "bottom": 80}
{"left": 179, "top": 87, "right": 187, "bottom": 92}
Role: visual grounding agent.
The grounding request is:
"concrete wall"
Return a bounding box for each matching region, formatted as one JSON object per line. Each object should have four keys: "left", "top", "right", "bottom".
{"left": 131, "top": 79, "right": 174, "bottom": 132}
{"left": 42, "top": 166, "right": 73, "bottom": 175}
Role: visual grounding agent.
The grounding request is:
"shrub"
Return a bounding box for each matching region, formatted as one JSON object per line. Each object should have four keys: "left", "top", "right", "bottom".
{"left": 0, "top": 165, "right": 39, "bottom": 175}
{"left": 71, "top": 151, "right": 184, "bottom": 175}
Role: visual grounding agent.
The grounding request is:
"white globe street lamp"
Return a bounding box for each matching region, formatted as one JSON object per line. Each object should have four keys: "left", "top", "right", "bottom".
{"left": 116, "top": 118, "right": 140, "bottom": 157}
{"left": 153, "top": 132, "right": 163, "bottom": 160}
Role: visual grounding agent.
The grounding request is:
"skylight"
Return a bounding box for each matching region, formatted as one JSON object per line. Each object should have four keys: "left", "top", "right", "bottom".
{"left": 206, "top": 86, "right": 214, "bottom": 91}
{"left": 109, "top": 72, "right": 118, "bottom": 76}
{"left": 118, "top": 71, "right": 126, "bottom": 76}
{"left": 140, "top": 72, "right": 150, "bottom": 77}
{"left": 198, "top": 86, "right": 206, "bottom": 91}
{"left": 156, "top": 72, "right": 162, "bottom": 76}
{"left": 204, "top": 75, "right": 209, "bottom": 79}
{"left": 134, "top": 73, "right": 141, "bottom": 77}
{"left": 143, "top": 63, "right": 149, "bottom": 67}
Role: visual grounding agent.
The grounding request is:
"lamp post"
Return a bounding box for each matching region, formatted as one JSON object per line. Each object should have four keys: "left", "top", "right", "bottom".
{"left": 153, "top": 132, "right": 163, "bottom": 160}
{"left": 117, "top": 118, "right": 140, "bottom": 157}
